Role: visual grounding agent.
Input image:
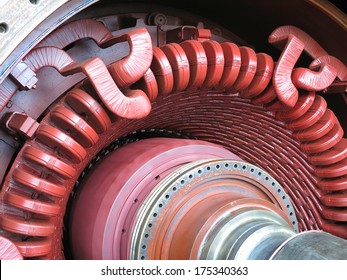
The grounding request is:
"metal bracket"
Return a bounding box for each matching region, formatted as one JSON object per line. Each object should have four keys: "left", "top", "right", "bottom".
{"left": 3, "top": 112, "right": 39, "bottom": 139}
{"left": 166, "top": 26, "right": 212, "bottom": 43}
{"left": 9, "top": 61, "right": 38, "bottom": 90}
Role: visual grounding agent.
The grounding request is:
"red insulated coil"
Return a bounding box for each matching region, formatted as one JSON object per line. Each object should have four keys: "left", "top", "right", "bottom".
{"left": 65, "top": 88, "right": 111, "bottom": 133}
{"left": 271, "top": 34, "right": 304, "bottom": 108}
{"left": 219, "top": 42, "right": 241, "bottom": 88}
{"left": 242, "top": 53, "right": 274, "bottom": 98}
{"left": 232, "top": 47, "right": 257, "bottom": 93}
{"left": 0, "top": 20, "right": 345, "bottom": 259}
{"left": 161, "top": 43, "right": 190, "bottom": 92}
{"left": 201, "top": 40, "right": 225, "bottom": 88}
{"left": 292, "top": 63, "right": 337, "bottom": 92}
{"left": 180, "top": 40, "right": 208, "bottom": 89}
{"left": 310, "top": 55, "right": 347, "bottom": 81}
{"left": 50, "top": 106, "right": 100, "bottom": 148}
{"left": 150, "top": 47, "right": 174, "bottom": 95}
{"left": 14, "top": 238, "right": 52, "bottom": 258}
{"left": 134, "top": 68, "right": 159, "bottom": 101}
{"left": 4, "top": 188, "right": 60, "bottom": 217}
{"left": 12, "top": 169, "right": 67, "bottom": 198}
{"left": 251, "top": 84, "right": 277, "bottom": 105}
{"left": 107, "top": 28, "right": 153, "bottom": 88}
{"left": 268, "top": 25, "right": 328, "bottom": 59}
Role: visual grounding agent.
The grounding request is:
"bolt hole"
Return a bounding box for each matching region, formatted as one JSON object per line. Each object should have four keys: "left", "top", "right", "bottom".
{"left": 0, "top": 22, "right": 9, "bottom": 34}
{"left": 286, "top": 205, "right": 290, "bottom": 208}
{"left": 242, "top": 166, "right": 246, "bottom": 170}
{"left": 258, "top": 172, "right": 262, "bottom": 175}
{"left": 145, "top": 234, "right": 149, "bottom": 238}
{"left": 165, "top": 194, "right": 170, "bottom": 199}
{"left": 277, "top": 189, "right": 281, "bottom": 193}
{"left": 134, "top": 198, "right": 138, "bottom": 203}
{"left": 290, "top": 212, "right": 293, "bottom": 216}
{"left": 282, "top": 196, "right": 286, "bottom": 200}
{"left": 189, "top": 174, "right": 193, "bottom": 179}
{"left": 180, "top": 180, "right": 185, "bottom": 184}
{"left": 29, "top": 0, "right": 40, "bottom": 4}
{"left": 250, "top": 168, "right": 254, "bottom": 172}
{"left": 272, "top": 182, "right": 276, "bottom": 186}
{"left": 122, "top": 229, "right": 126, "bottom": 233}
{"left": 153, "top": 213, "right": 157, "bottom": 217}
{"left": 265, "top": 177, "right": 269, "bottom": 180}
{"left": 225, "top": 163, "right": 229, "bottom": 167}
{"left": 155, "top": 175, "right": 160, "bottom": 180}
{"left": 148, "top": 223, "right": 152, "bottom": 228}
{"left": 292, "top": 221, "right": 296, "bottom": 225}
{"left": 159, "top": 204, "right": 163, "bottom": 208}
{"left": 141, "top": 256, "right": 145, "bottom": 260}
{"left": 207, "top": 167, "right": 211, "bottom": 171}
{"left": 234, "top": 164, "right": 238, "bottom": 168}
{"left": 172, "top": 187, "right": 177, "bottom": 191}
{"left": 198, "top": 170, "right": 202, "bottom": 174}
{"left": 216, "top": 164, "right": 220, "bottom": 169}
{"left": 142, "top": 245, "right": 146, "bottom": 249}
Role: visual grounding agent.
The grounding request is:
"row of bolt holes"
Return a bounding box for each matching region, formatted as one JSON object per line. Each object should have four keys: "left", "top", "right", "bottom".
{"left": 0, "top": 1, "right": 40, "bottom": 34}
{"left": 138, "top": 163, "right": 296, "bottom": 259}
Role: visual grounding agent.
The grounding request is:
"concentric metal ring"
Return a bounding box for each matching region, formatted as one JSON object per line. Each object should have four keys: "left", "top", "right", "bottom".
{"left": 130, "top": 159, "right": 298, "bottom": 260}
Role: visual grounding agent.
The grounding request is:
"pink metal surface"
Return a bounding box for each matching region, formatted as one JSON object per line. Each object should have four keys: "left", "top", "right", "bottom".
{"left": 69, "top": 138, "right": 240, "bottom": 259}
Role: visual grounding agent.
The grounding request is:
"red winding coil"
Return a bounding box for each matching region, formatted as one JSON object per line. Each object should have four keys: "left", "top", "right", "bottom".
{"left": 180, "top": 40, "right": 208, "bottom": 89}
{"left": 0, "top": 21, "right": 346, "bottom": 259}
{"left": 292, "top": 63, "right": 337, "bottom": 92}
{"left": 271, "top": 35, "right": 305, "bottom": 108}
{"left": 161, "top": 43, "right": 190, "bottom": 92}
{"left": 150, "top": 47, "right": 174, "bottom": 95}
{"left": 201, "top": 40, "right": 225, "bottom": 88}
{"left": 268, "top": 25, "right": 328, "bottom": 59}
{"left": 219, "top": 42, "right": 241, "bottom": 88}
{"left": 310, "top": 55, "right": 347, "bottom": 81}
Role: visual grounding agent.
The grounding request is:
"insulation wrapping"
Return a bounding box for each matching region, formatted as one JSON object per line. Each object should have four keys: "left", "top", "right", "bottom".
{"left": 201, "top": 40, "right": 225, "bottom": 88}
{"left": 292, "top": 63, "right": 337, "bottom": 91}
{"left": 310, "top": 55, "right": 347, "bottom": 81}
{"left": 271, "top": 34, "right": 305, "bottom": 108}
{"left": 269, "top": 25, "right": 328, "bottom": 59}
{"left": 0, "top": 236, "right": 23, "bottom": 260}
{"left": 107, "top": 28, "right": 153, "bottom": 88}
{"left": 37, "top": 19, "right": 113, "bottom": 49}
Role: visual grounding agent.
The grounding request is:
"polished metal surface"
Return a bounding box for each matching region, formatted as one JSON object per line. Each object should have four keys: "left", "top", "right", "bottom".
{"left": 271, "top": 230, "right": 347, "bottom": 260}
{"left": 202, "top": 210, "right": 295, "bottom": 260}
